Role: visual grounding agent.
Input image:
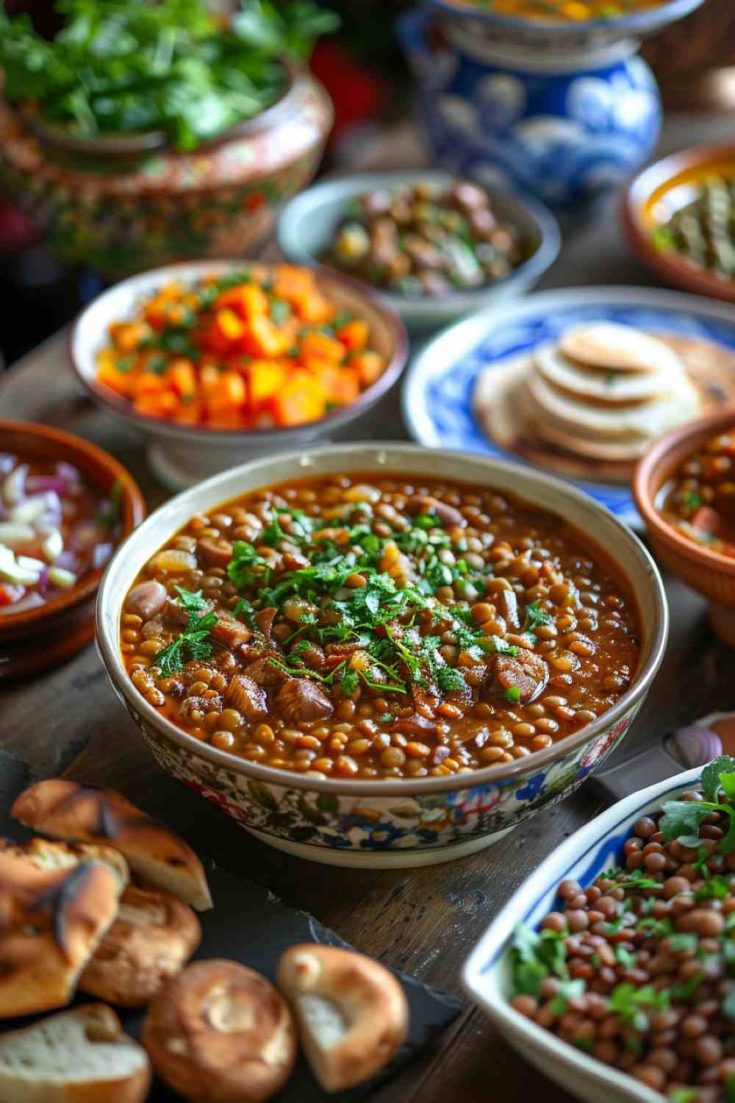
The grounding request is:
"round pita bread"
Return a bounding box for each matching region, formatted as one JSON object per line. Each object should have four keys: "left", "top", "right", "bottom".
{"left": 533, "top": 342, "right": 682, "bottom": 408}
{"left": 559, "top": 322, "right": 685, "bottom": 376}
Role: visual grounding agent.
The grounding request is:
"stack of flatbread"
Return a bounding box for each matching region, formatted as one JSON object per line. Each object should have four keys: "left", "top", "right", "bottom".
{"left": 474, "top": 321, "right": 708, "bottom": 482}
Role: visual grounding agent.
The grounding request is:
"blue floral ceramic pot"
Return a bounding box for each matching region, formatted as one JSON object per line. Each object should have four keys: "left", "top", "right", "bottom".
{"left": 399, "top": 8, "right": 662, "bottom": 211}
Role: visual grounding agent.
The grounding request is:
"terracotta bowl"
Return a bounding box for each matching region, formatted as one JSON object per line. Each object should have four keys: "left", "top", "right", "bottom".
{"left": 96, "top": 442, "right": 668, "bottom": 870}
{"left": 633, "top": 408, "right": 735, "bottom": 645}
{"left": 0, "top": 421, "right": 145, "bottom": 680}
{"left": 623, "top": 143, "right": 735, "bottom": 305}
{"left": 71, "top": 260, "right": 409, "bottom": 490}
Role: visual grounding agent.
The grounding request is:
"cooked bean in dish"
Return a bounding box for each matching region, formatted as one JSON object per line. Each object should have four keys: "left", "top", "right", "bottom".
{"left": 0, "top": 454, "right": 121, "bottom": 614}
{"left": 444, "top": 0, "right": 666, "bottom": 19}
{"left": 121, "top": 474, "right": 641, "bottom": 779}
{"left": 511, "top": 756, "right": 735, "bottom": 1103}
{"left": 660, "top": 431, "right": 735, "bottom": 556}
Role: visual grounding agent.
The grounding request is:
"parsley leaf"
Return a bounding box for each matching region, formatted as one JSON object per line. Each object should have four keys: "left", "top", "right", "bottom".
{"left": 227, "top": 541, "right": 269, "bottom": 590}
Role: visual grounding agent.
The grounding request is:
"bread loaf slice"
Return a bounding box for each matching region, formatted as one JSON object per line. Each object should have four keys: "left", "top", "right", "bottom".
{"left": 0, "top": 1003, "right": 150, "bottom": 1103}
{"left": 13, "top": 780, "right": 212, "bottom": 910}
{"left": 0, "top": 838, "right": 128, "bottom": 1018}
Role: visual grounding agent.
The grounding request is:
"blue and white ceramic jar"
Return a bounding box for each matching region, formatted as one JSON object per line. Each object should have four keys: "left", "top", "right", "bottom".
{"left": 399, "top": 8, "right": 662, "bottom": 212}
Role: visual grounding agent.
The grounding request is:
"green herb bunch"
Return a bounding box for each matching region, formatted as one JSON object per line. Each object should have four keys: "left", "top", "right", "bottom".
{"left": 0, "top": 0, "right": 338, "bottom": 151}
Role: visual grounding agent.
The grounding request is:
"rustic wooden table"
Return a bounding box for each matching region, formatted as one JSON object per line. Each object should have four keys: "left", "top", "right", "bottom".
{"left": 2, "top": 115, "right": 734, "bottom": 1103}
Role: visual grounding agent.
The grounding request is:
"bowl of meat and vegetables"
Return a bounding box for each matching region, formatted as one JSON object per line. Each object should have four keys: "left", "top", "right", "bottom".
{"left": 465, "top": 755, "right": 735, "bottom": 1103}
{"left": 96, "top": 443, "right": 667, "bottom": 867}
{"left": 277, "top": 172, "right": 560, "bottom": 329}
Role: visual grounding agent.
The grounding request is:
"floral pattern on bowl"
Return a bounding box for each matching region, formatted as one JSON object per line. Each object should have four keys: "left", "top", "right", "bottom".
{"left": 0, "top": 70, "right": 332, "bottom": 275}
{"left": 403, "top": 285, "right": 735, "bottom": 529}
{"left": 399, "top": 10, "right": 661, "bottom": 210}
{"left": 130, "top": 704, "right": 639, "bottom": 857}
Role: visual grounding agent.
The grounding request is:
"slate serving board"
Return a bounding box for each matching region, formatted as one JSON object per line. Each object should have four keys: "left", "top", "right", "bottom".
{"left": 0, "top": 749, "right": 463, "bottom": 1101}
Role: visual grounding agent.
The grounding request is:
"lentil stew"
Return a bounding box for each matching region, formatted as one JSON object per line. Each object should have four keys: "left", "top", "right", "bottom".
{"left": 121, "top": 473, "right": 641, "bottom": 780}
{"left": 659, "top": 430, "right": 735, "bottom": 557}
{"left": 510, "top": 756, "right": 735, "bottom": 1103}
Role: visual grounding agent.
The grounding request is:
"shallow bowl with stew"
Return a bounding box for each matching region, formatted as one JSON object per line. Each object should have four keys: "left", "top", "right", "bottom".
{"left": 276, "top": 171, "right": 560, "bottom": 330}
{"left": 623, "top": 142, "right": 735, "bottom": 306}
{"left": 463, "top": 765, "right": 702, "bottom": 1103}
{"left": 70, "top": 261, "right": 408, "bottom": 490}
{"left": 634, "top": 408, "right": 735, "bottom": 647}
{"left": 0, "top": 420, "right": 145, "bottom": 680}
{"left": 96, "top": 443, "right": 667, "bottom": 869}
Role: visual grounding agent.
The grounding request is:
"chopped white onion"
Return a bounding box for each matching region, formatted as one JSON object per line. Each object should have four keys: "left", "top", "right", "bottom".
{"left": 0, "top": 545, "right": 42, "bottom": 585}
{"left": 42, "top": 530, "right": 64, "bottom": 563}
{"left": 0, "top": 523, "right": 35, "bottom": 548}
{"left": 48, "top": 566, "right": 77, "bottom": 589}
{"left": 3, "top": 464, "right": 28, "bottom": 506}
{"left": 11, "top": 491, "right": 61, "bottom": 524}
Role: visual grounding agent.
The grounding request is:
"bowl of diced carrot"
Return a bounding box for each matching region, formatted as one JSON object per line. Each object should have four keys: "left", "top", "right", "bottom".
{"left": 70, "top": 260, "right": 408, "bottom": 489}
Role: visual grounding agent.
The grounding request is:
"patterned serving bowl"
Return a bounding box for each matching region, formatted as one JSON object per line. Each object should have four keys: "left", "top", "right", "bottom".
{"left": 96, "top": 444, "right": 668, "bottom": 869}
{"left": 0, "top": 65, "right": 332, "bottom": 276}
{"left": 463, "top": 766, "right": 703, "bottom": 1103}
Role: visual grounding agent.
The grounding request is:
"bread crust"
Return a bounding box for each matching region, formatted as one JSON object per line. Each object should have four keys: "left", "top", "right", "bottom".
{"left": 0, "top": 840, "right": 127, "bottom": 1018}
{"left": 79, "top": 885, "right": 201, "bottom": 1008}
{"left": 0, "top": 1003, "right": 150, "bottom": 1103}
{"left": 12, "top": 780, "right": 212, "bottom": 910}
{"left": 142, "top": 959, "right": 297, "bottom": 1102}
{"left": 277, "top": 943, "right": 409, "bottom": 1093}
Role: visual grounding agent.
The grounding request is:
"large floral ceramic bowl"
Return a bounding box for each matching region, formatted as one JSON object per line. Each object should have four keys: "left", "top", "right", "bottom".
{"left": 96, "top": 444, "right": 668, "bottom": 869}
{"left": 0, "top": 67, "right": 332, "bottom": 276}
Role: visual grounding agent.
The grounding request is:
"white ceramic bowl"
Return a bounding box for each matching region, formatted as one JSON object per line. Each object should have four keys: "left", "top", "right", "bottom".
{"left": 96, "top": 443, "right": 668, "bottom": 869}
{"left": 277, "top": 171, "right": 560, "bottom": 331}
{"left": 70, "top": 261, "right": 407, "bottom": 489}
{"left": 463, "top": 765, "right": 704, "bottom": 1103}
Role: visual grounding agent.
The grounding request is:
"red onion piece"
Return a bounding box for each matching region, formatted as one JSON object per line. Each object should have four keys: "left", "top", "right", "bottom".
{"left": 666, "top": 724, "right": 723, "bottom": 769}
{"left": 0, "top": 592, "right": 45, "bottom": 615}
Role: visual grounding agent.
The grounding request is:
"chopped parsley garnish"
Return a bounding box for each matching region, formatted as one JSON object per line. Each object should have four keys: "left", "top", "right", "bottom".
{"left": 505, "top": 686, "right": 522, "bottom": 704}
{"left": 152, "top": 587, "right": 217, "bottom": 676}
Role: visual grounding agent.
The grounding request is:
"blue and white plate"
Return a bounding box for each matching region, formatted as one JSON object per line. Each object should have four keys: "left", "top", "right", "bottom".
{"left": 403, "top": 286, "right": 735, "bottom": 528}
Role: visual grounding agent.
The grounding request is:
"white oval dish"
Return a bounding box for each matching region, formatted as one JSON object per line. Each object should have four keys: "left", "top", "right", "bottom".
{"left": 462, "top": 764, "right": 704, "bottom": 1103}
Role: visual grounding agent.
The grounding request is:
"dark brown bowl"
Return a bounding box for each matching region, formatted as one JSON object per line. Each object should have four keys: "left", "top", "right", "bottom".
{"left": 0, "top": 421, "right": 145, "bottom": 678}
{"left": 623, "top": 143, "right": 735, "bottom": 305}
{"left": 633, "top": 408, "right": 735, "bottom": 645}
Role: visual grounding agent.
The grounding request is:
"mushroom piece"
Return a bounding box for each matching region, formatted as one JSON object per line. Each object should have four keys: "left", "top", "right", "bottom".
{"left": 274, "top": 680, "right": 333, "bottom": 724}
{"left": 489, "top": 650, "right": 549, "bottom": 705}
{"left": 142, "top": 960, "right": 297, "bottom": 1103}
{"left": 276, "top": 944, "right": 408, "bottom": 1094}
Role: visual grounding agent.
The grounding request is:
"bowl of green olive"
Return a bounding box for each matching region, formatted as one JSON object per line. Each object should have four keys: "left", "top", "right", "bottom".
{"left": 277, "top": 171, "right": 561, "bottom": 330}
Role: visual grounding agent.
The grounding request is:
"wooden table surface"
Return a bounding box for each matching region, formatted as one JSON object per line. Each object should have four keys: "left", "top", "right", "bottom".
{"left": 2, "top": 114, "right": 735, "bottom": 1103}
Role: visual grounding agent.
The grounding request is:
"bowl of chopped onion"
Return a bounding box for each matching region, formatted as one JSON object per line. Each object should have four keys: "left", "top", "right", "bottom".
{"left": 0, "top": 420, "right": 145, "bottom": 679}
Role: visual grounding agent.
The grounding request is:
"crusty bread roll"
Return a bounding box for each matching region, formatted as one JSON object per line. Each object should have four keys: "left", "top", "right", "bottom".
{"left": 12, "top": 779, "right": 212, "bottom": 910}
{"left": 0, "top": 1003, "right": 150, "bottom": 1103}
{"left": 79, "top": 885, "right": 202, "bottom": 1009}
{"left": 277, "top": 944, "right": 408, "bottom": 1093}
{"left": 142, "top": 959, "right": 297, "bottom": 1102}
{"left": 0, "top": 839, "right": 128, "bottom": 1018}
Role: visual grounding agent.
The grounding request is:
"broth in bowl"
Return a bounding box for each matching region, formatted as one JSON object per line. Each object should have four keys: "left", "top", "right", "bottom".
{"left": 120, "top": 473, "right": 641, "bottom": 781}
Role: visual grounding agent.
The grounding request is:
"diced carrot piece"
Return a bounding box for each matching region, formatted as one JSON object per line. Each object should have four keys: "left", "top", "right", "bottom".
{"left": 272, "top": 372, "right": 326, "bottom": 426}
{"left": 173, "top": 399, "right": 202, "bottom": 426}
{"left": 350, "top": 351, "right": 385, "bottom": 387}
{"left": 247, "top": 359, "right": 290, "bottom": 409}
{"left": 96, "top": 362, "right": 131, "bottom": 398}
{"left": 272, "top": 265, "right": 316, "bottom": 303}
{"left": 167, "top": 358, "right": 196, "bottom": 399}
{"left": 215, "top": 283, "right": 268, "bottom": 320}
{"left": 200, "top": 363, "right": 222, "bottom": 400}
{"left": 134, "top": 390, "right": 179, "bottom": 418}
{"left": 318, "top": 364, "right": 361, "bottom": 406}
{"left": 133, "top": 372, "right": 168, "bottom": 397}
{"left": 109, "top": 321, "right": 148, "bottom": 354}
{"left": 337, "top": 319, "right": 369, "bottom": 353}
{"left": 294, "top": 292, "right": 334, "bottom": 325}
{"left": 213, "top": 371, "right": 246, "bottom": 411}
{"left": 240, "top": 315, "right": 290, "bottom": 359}
{"left": 202, "top": 308, "right": 245, "bottom": 354}
{"left": 299, "top": 330, "right": 346, "bottom": 364}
